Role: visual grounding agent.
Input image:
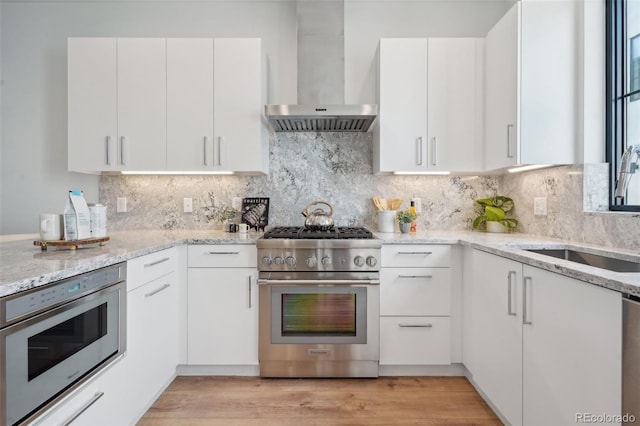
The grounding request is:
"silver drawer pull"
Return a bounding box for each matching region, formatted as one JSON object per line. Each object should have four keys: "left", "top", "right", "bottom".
{"left": 397, "top": 251, "right": 433, "bottom": 255}
{"left": 399, "top": 323, "right": 433, "bottom": 328}
{"left": 62, "top": 392, "right": 104, "bottom": 426}
{"left": 145, "top": 283, "right": 171, "bottom": 298}
{"left": 398, "top": 275, "right": 433, "bottom": 279}
{"left": 207, "top": 251, "right": 240, "bottom": 255}
{"left": 144, "top": 257, "right": 171, "bottom": 268}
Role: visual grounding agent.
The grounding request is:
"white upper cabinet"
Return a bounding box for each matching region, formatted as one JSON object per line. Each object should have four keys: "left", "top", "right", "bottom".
{"left": 68, "top": 38, "right": 118, "bottom": 173}
{"left": 484, "top": 1, "right": 578, "bottom": 171}
{"left": 375, "top": 38, "right": 483, "bottom": 173}
{"left": 69, "top": 37, "right": 267, "bottom": 174}
{"left": 117, "top": 38, "right": 167, "bottom": 171}
{"left": 167, "top": 38, "right": 215, "bottom": 171}
{"left": 213, "top": 38, "right": 268, "bottom": 174}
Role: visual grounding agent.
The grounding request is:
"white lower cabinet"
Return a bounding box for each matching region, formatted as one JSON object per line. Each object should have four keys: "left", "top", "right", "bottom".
{"left": 186, "top": 245, "right": 258, "bottom": 367}
{"left": 379, "top": 245, "right": 452, "bottom": 368}
{"left": 465, "top": 249, "right": 622, "bottom": 425}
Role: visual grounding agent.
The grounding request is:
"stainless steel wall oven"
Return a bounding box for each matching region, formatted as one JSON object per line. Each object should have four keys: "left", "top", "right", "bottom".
{"left": 257, "top": 227, "right": 380, "bottom": 378}
{"left": 0, "top": 263, "right": 126, "bottom": 426}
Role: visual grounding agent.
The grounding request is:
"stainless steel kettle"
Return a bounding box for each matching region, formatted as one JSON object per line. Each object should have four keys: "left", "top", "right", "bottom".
{"left": 301, "top": 200, "right": 335, "bottom": 231}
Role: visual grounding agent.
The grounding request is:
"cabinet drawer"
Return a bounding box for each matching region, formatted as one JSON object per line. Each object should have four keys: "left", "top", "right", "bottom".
{"left": 188, "top": 244, "right": 256, "bottom": 268}
{"left": 381, "top": 245, "right": 451, "bottom": 267}
{"left": 380, "top": 316, "right": 451, "bottom": 365}
{"left": 127, "top": 247, "right": 178, "bottom": 291}
{"left": 381, "top": 268, "right": 451, "bottom": 315}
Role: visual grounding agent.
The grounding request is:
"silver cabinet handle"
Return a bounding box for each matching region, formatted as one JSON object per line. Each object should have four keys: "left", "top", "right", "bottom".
{"left": 397, "top": 251, "right": 433, "bottom": 255}
{"left": 507, "top": 271, "right": 517, "bottom": 316}
{"left": 431, "top": 137, "right": 437, "bottom": 166}
{"left": 399, "top": 323, "right": 433, "bottom": 328}
{"left": 216, "top": 136, "right": 222, "bottom": 166}
{"left": 398, "top": 275, "right": 433, "bottom": 279}
{"left": 203, "top": 136, "right": 208, "bottom": 166}
{"left": 258, "top": 279, "right": 380, "bottom": 286}
{"left": 144, "top": 257, "right": 170, "bottom": 268}
{"left": 105, "top": 136, "right": 112, "bottom": 166}
{"left": 248, "top": 275, "right": 252, "bottom": 308}
{"left": 61, "top": 392, "right": 104, "bottom": 426}
{"left": 120, "top": 136, "right": 127, "bottom": 165}
{"left": 145, "top": 283, "right": 171, "bottom": 298}
{"left": 507, "top": 124, "right": 514, "bottom": 158}
{"left": 416, "top": 137, "right": 423, "bottom": 165}
{"left": 207, "top": 251, "right": 240, "bottom": 255}
{"left": 523, "top": 276, "right": 532, "bottom": 325}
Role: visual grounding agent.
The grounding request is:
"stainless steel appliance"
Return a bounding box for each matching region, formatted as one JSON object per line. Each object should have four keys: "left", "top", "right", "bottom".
{"left": 257, "top": 226, "right": 381, "bottom": 378}
{"left": 0, "top": 264, "right": 126, "bottom": 426}
{"left": 623, "top": 295, "right": 639, "bottom": 424}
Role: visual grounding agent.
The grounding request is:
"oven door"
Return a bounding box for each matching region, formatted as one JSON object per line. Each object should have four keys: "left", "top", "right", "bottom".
{"left": 258, "top": 275, "right": 380, "bottom": 377}
{"left": 1, "top": 282, "right": 126, "bottom": 426}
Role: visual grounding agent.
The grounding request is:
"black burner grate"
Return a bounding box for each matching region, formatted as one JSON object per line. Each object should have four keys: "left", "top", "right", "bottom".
{"left": 263, "top": 226, "right": 374, "bottom": 240}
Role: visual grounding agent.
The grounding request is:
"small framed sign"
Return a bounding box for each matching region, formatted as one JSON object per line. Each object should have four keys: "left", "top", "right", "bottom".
{"left": 241, "top": 197, "right": 269, "bottom": 231}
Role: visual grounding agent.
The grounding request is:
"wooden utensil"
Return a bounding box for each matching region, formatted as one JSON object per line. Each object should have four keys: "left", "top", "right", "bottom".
{"left": 373, "top": 197, "right": 385, "bottom": 211}
{"left": 388, "top": 198, "right": 403, "bottom": 211}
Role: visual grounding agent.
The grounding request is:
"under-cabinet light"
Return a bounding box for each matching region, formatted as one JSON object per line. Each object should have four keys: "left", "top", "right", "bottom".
{"left": 120, "top": 171, "right": 235, "bottom": 175}
{"left": 507, "top": 165, "right": 552, "bottom": 173}
{"left": 393, "top": 171, "right": 451, "bottom": 176}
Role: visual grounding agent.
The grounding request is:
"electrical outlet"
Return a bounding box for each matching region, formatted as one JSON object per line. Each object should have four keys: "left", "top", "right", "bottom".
{"left": 116, "top": 197, "right": 127, "bottom": 213}
{"left": 213, "top": 196, "right": 222, "bottom": 208}
{"left": 534, "top": 197, "right": 547, "bottom": 216}
{"left": 232, "top": 197, "right": 242, "bottom": 210}
{"left": 183, "top": 198, "right": 193, "bottom": 213}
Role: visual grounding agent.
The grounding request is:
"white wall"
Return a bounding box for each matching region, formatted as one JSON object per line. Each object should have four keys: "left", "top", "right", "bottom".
{"left": 0, "top": 0, "right": 297, "bottom": 233}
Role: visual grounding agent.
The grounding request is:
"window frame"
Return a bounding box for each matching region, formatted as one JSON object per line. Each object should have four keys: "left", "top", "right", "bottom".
{"left": 606, "top": 0, "right": 640, "bottom": 212}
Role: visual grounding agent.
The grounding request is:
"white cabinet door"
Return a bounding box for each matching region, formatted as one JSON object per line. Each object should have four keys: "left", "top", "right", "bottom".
{"left": 427, "top": 38, "right": 483, "bottom": 172}
{"left": 167, "top": 38, "right": 214, "bottom": 171}
{"left": 380, "top": 316, "right": 451, "bottom": 365}
{"left": 380, "top": 268, "right": 451, "bottom": 316}
{"left": 522, "top": 265, "right": 622, "bottom": 426}
{"left": 470, "top": 250, "right": 523, "bottom": 425}
{"left": 117, "top": 38, "right": 167, "bottom": 171}
{"left": 213, "top": 38, "right": 267, "bottom": 174}
{"left": 484, "top": 1, "right": 578, "bottom": 171}
{"left": 376, "top": 38, "right": 428, "bottom": 173}
{"left": 484, "top": 4, "right": 519, "bottom": 171}
{"left": 68, "top": 38, "right": 118, "bottom": 172}
{"left": 187, "top": 268, "right": 258, "bottom": 365}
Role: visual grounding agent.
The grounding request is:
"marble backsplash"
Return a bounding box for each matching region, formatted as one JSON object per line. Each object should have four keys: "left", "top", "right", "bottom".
{"left": 100, "top": 132, "right": 639, "bottom": 251}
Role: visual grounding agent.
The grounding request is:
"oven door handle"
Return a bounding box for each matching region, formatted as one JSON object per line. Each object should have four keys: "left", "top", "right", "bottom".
{"left": 257, "top": 279, "right": 380, "bottom": 286}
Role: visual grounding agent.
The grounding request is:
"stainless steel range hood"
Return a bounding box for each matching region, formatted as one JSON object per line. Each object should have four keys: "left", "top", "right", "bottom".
{"left": 265, "top": 104, "right": 377, "bottom": 132}
{"left": 265, "top": 1, "right": 377, "bottom": 133}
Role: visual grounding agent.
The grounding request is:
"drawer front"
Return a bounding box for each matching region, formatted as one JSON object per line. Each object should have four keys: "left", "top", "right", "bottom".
{"left": 127, "top": 247, "right": 178, "bottom": 291}
{"left": 188, "top": 244, "right": 257, "bottom": 268}
{"left": 381, "top": 245, "right": 451, "bottom": 267}
{"left": 380, "top": 268, "right": 451, "bottom": 316}
{"left": 380, "top": 316, "right": 451, "bottom": 365}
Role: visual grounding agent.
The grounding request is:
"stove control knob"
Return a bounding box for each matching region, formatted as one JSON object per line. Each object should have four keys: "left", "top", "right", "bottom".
{"left": 366, "top": 256, "right": 377, "bottom": 267}
{"left": 321, "top": 256, "right": 332, "bottom": 266}
{"left": 306, "top": 256, "right": 317, "bottom": 268}
{"left": 262, "top": 256, "right": 273, "bottom": 266}
{"left": 354, "top": 256, "right": 365, "bottom": 267}
{"left": 285, "top": 256, "right": 296, "bottom": 267}
{"left": 274, "top": 256, "right": 284, "bottom": 266}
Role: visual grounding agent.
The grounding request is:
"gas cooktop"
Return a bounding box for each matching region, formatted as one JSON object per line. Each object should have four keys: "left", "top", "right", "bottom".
{"left": 263, "top": 226, "right": 374, "bottom": 240}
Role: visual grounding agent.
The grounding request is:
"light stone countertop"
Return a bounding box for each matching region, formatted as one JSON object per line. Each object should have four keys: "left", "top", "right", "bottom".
{"left": 1, "top": 229, "right": 638, "bottom": 298}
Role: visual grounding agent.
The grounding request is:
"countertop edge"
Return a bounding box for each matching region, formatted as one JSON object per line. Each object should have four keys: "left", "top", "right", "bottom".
{"left": 1, "top": 230, "right": 638, "bottom": 298}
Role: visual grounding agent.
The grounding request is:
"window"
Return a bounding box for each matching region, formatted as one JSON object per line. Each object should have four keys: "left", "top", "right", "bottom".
{"left": 607, "top": 0, "right": 640, "bottom": 211}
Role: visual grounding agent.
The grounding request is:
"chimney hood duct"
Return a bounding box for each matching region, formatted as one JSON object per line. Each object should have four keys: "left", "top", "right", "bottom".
{"left": 265, "top": 1, "right": 377, "bottom": 132}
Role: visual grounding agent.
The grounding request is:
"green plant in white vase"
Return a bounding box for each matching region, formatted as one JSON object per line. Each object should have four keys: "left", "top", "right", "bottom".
{"left": 472, "top": 196, "right": 518, "bottom": 233}
{"left": 397, "top": 210, "right": 417, "bottom": 233}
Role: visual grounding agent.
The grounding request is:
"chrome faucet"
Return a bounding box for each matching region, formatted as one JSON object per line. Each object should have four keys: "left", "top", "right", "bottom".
{"left": 615, "top": 144, "right": 640, "bottom": 198}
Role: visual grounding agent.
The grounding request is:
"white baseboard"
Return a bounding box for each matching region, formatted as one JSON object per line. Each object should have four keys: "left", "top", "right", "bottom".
{"left": 177, "top": 364, "right": 260, "bottom": 376}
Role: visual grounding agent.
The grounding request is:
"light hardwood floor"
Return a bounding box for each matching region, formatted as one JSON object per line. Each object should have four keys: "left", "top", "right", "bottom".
{"left": 138, "top": 376, "right": 502, "bottom": 425}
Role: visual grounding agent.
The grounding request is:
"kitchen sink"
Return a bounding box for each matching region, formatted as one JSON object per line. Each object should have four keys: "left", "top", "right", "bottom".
{"left": 525, "top": 249, "right": 640, "bottom": 273}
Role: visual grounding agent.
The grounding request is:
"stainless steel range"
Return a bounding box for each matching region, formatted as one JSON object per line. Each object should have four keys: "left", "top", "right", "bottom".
{"left": 257, "top": 226, "right": 381, "bottom": 378}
